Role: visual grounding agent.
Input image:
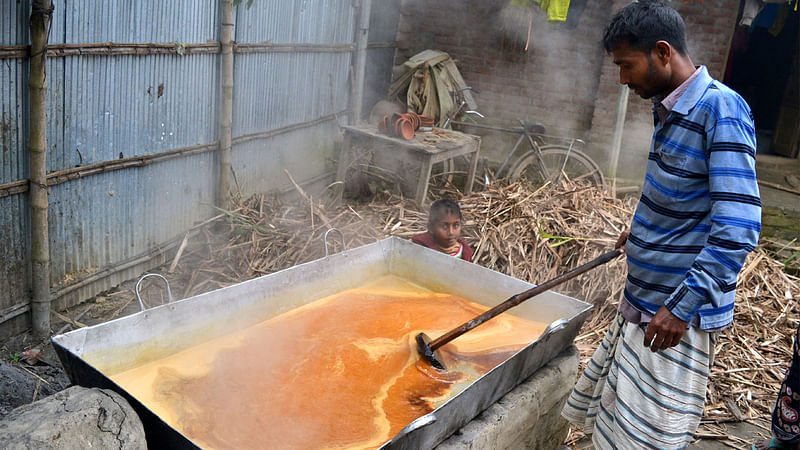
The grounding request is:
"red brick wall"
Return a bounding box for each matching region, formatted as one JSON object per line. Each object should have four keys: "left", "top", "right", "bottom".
{"left": 396, "top": 0, "right": 611, "bottom": 138}
{"left": 394, "top": 0, "right": 742, "bottom": 181}
{"left": 589, "top": 0, "right": 742, "bottom": 183}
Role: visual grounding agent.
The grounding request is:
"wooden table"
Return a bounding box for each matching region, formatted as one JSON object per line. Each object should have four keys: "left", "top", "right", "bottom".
{"left": 336, "top": 125, "right": 481, "bottom": 205}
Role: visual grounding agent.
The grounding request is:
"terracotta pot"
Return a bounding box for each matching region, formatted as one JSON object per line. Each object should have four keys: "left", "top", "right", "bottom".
{"left": 394, "top": 117, "right": 404, "bottom": 137}
{"left": 368, "top": 99, "right": 405, "bottom": 126}
{"left": 399, "top": 118, "right": 415, "bottom": 140}
{"left": 377, "top": 115, "right": 389, "bottom": 133}
{"left": 408, "top": 113, "right": 420, "bottom": 130}
{"left": 399, "top": 113, "right": 415, "bottom": 131}
{"left": 389, "top": 113, "right": 405, "bottom": 137}
{"left": 418, "top": 115, "right": 435, "bottom": 127}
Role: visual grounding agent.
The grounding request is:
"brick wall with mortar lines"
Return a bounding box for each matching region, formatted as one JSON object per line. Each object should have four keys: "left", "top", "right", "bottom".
{"left": 394, "top": 0, "right": 615, "bottom": 163}
{"left": 588, "top": 0, "right": 742, "bottom": 183}
{"left": 394, "top": 0, "right": 742, "bottom": 179}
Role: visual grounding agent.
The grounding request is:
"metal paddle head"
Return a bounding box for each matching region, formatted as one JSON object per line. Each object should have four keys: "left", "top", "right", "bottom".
{"left": 415, "top": 332, "right": 447, "bottom": 371}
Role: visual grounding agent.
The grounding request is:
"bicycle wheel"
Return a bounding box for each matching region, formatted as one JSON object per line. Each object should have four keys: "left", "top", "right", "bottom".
{"left": 429, "top": 158, "right": 457, "bottom": 188}
{"left": 508, "top": 145, "right": 604, "bottom": 187}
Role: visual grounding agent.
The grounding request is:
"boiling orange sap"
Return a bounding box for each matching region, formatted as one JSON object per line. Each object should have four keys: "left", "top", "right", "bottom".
{"left": 111, "top": 276, "right": 548, "bottom": 449}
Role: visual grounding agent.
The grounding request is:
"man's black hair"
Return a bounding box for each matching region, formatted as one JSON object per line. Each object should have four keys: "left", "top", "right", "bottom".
{"left": 428, "top": 199, "right": 462, "bottom": 228}
{"left": 602, "top": 1, "right": 688, "bottom": 55}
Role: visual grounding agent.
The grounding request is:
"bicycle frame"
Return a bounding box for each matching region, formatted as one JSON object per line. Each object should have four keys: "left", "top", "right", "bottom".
{"left": 499, "top": 123, "right": 542, "bottom": 179}
{"left": 450, "top": 120, "right": 581, "bottom": 180}
{"left": 444, "top": 87, "right": 481, "bottom": 129}
{"left": 448, "top": 122, "right": 531, "bottom": 173}
{"left": 446, "top": 88, "right": 596, "bottom": 185}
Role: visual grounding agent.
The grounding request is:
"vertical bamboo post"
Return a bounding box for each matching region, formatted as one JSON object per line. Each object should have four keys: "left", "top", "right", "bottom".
{"left": 218, "top": 0, "right": 234, "bottom": 208}
{"left": 29, "top": 0, "right": 53, "bottom": 339}
{"left": 608, "top": 84, "right": 629, "bottom": 182}
{"left": 351, "top": 0, "right": 372, "bottom": 123}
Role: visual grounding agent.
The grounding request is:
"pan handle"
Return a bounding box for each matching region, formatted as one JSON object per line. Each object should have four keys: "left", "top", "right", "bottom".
{"left": 385, "top": 413, "right": 437, "bottom": 445}
{"left": 324, "top": 228, "right": 345, "bottom": 257}
{"left": 538, "top": 318, "right": 568, "bottom": 341}
{"left": 135, "top": 273, "right": 174, "bottom": 312}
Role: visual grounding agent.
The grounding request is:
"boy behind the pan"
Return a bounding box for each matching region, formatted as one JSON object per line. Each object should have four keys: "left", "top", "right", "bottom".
{"left": 411, "top": 199, "right": 474, "bottom": 262}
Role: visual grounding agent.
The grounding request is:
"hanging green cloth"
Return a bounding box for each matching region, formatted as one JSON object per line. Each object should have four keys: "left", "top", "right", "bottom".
{"left": 388, "top": 50, "right": 477, "bottom": 127}
{"left": 509, "top": 0, "right": 571, "bottom": 22}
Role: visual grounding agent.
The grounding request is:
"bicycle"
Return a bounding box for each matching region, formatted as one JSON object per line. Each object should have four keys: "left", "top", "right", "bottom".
{"left": 438, "top": 87, "right": 605, "bottom": 188}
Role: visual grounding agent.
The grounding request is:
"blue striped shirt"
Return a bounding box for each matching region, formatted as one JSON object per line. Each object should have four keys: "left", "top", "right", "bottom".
{"left": 623, "top": 66, "right": 761, "bottom": 330}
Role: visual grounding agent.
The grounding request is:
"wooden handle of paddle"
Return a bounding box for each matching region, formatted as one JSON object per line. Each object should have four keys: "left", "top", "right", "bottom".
{"left": 428, "top": 248, "right": 623, "bottom": 351}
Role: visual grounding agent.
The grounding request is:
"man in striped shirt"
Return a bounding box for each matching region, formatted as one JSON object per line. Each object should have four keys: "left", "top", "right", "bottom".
{"left": 562, "top": 2, "right": 761, "bottom": 448}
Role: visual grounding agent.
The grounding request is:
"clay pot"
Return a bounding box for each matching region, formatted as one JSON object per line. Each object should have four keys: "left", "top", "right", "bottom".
{"left": 407, "top": 113, "right": 420, "bottom": 130}
{"left": 389, "top": 113, "right": 405, "bottom": 137}
{"left": 418, "top": 115, "right": 435, "bottom": 127}
{"left": 398, "top": 118, "right": 415, "bottom": 140}
{"left": 368, "top": 100, "right": 405, "bottom": 126}
{"left": 377, "top": 115, "right": 389, "bottom": 133}
{"left": 393, "top": 117, "right": 403, "bottom": 137}
{"left": 398, "top": 113, "right": 413, "bottom": 130}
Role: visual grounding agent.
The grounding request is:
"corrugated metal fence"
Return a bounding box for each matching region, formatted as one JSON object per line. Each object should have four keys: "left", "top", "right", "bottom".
{"left": 0, "top": 0, "right": 394, "bottom": 337}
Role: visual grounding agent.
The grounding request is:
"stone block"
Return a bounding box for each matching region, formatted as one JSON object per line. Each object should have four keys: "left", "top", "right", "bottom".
{"left": 436, "top": 345, "right": 579, "bottom": 450}
{"left": 0, "top": 386, "right": 146, "bottom": 450}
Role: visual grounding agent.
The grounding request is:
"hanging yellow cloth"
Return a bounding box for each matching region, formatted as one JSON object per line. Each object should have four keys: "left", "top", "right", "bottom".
{"left": 510, "top": 0, "right": 571, "bottom": 22}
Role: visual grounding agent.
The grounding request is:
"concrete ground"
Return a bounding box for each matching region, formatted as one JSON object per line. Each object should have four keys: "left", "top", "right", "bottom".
{"left": 690, "top": 420, "right": 771, "bottom": 449}
{"left": 614, "top": 154, "right": 800, "bottom": 213}
{"left": 756, "top": 154, "right": 800, "bottom": 250}
{"left": 757, "top": 154, "right": 800, "bottom": 213}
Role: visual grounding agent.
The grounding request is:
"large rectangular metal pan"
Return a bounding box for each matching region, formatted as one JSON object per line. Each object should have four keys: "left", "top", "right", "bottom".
{"left": 52, "top": 236, "right": 592, "bottom": 449}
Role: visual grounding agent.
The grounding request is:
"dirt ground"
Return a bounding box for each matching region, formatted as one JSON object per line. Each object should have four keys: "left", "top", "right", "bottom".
{"left": 0, "top": 278, "right": 147, "bottom": 419}
{"left": 0, "top": 254, "right": 203, "bottom": 419}
{"left": 0, "top": 336, "right": 66, "bottom": 418}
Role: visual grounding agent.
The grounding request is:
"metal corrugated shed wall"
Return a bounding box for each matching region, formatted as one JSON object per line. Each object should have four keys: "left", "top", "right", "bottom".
{"left": 1, "top": 1, "right": 32, "bottom": 336}
{"left": 363, "top": 0, "right": 401, "bottom": 118}
{"left": 0, "top": 0, "right": 385, "bottom": 336}
{"left": 236, "top": 0, "right": 354, "bottom": 44}
{"left": 45, "top": 2, "right": 220, "bottom": 308}
{"left": 1, "top": 1, "right": 30, "bottom": 46}
{"left": 47, "top": 52, "right": 220, "bottom": 285}
{"left": 232, "top": 0, "right": 355, "bottom": 192}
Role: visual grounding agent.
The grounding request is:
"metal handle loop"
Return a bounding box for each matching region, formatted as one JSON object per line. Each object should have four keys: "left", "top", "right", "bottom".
{"left": 135, "top": 273, "right": 174, "bottom": 312}
{"left": 538, "top": 318, "right": 569, "bottom": 341}
{"left": 389, "top": 413, "right": 437, "bottom": 444}
{"left": 323, "top": 228, "right": 345, "bottom": 257}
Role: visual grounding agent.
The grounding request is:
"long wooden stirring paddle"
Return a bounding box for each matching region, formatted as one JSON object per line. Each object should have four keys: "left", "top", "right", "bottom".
{"left": 416, "top": 249, "right": 623, "bottom": 370}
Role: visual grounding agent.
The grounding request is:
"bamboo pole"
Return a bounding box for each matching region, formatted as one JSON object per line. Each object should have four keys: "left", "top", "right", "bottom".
{"left": 29, "top": 0, "right": 53, "bottom": 339}
{"left": 0, "top": 42, "right": 221, "bottom": 59}
{"left": 608, "top": 84, "right": 629, "bottom": 182}
{"left": 234, "top": 42, "right": 355, "bottom": 53}
{"left": 0, "top": 110, "right": 346, "bottom": 199}
{"left": 351, "top": 0, "right": 372, "bottom": 123}
{"left": 218, "top": 0, "right": 235, "bottom": 209}
{"left": 0, "top": 41, "right": 365, "bottom": 60}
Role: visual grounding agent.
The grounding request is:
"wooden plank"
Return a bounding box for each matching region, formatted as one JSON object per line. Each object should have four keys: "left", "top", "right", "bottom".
{"left": 0, "top": 302, "right": 30, "bottom": 324}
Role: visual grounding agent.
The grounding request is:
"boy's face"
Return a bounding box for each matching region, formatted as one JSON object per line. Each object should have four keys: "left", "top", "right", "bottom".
{"left": 429, "top": 212, "right": 462, "bottom": 250}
